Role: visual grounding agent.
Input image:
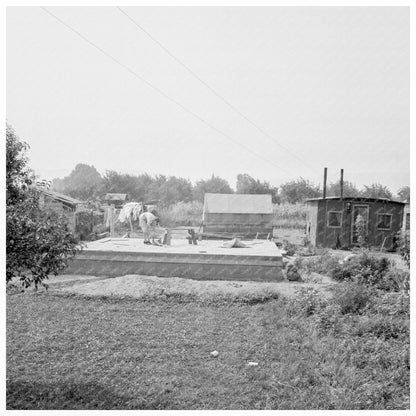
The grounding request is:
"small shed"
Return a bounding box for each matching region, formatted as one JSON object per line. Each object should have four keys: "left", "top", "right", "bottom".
{"left": 104, "top": 193, "right": 128, "bottom": 208}
{"left": 35, "top": 187, "right": 84, "bottom": 213}
{"left": 202, "top": 193, "right": 273, "bottom": 238}
{"left": 34, "top": 187, "right": 86, "bottom": 234}
{"left": 305, "top": 197, "right": 405, "bottom": 250}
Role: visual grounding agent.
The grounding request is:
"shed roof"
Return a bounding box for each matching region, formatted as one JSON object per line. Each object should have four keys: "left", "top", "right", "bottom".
{"left": 203, "top": 193, "right": 273, "bottom": 214}
{"left": 305, "top": 196, "right": 405, "bottom": 205}
{"left": 105, "top": 193, "right": 128, "bottom": 201}
{"left": 34, "top": 187, "right": 83, "bottom": 206}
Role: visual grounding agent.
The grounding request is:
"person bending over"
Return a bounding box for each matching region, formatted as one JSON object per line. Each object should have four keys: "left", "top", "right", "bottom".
{"left": 139, "top": 210, "right": 159, "bottom": 245}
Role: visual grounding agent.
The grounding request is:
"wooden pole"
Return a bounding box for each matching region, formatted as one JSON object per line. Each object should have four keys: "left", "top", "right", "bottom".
{"left": 340, "top": 168, "right": 344, "bottom": 201}
{"left": 109, "top": 204, "right": 115, "bottom": 238}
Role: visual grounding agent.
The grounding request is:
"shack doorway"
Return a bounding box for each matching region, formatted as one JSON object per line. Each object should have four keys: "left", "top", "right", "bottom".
{"left": 351, "top": 204, "right": 369, "bottom": 245}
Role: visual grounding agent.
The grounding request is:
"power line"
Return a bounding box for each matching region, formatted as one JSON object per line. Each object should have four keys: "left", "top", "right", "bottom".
{"left": 117, "top": 6, "right": 317, "bottom": 173}
{"left": 41, "top": 7, "right": 293, "bottom": 177}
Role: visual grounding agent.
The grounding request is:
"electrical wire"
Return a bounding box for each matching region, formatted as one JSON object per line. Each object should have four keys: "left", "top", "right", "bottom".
{"left": 117, "top": 6, "right": 317, "bottom": 174}
{"left": 41, "top": 7, "right": 293, "bottom": 177}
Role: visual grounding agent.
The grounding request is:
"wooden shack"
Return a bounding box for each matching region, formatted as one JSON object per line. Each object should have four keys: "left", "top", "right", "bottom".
{"left": 305, "top": 196, "right": 405, "bottom": 250}
{"left": 202, "top": 193, "right": 273, "bottom": 238}
{"left": 34, "top": 187, "right": 85, "bottom": 234}
{"left": 35, "top": 187, "right": 84, "bottom": 213}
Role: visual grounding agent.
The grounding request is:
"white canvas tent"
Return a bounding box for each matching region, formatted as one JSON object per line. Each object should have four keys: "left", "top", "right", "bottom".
{"left": 202, "top": 193, "right": 273, "bottom": 238}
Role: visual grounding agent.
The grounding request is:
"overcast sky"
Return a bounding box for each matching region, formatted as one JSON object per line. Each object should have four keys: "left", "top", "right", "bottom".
{"left": 7, "top": 6, "right": 409, "bottom": 193}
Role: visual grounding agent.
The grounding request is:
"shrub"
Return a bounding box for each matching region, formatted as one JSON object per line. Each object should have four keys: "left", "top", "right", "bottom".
{"left": 396, "top": 230, "right": 410, "bottom": 268}
{"left": 366, "top": 292, "right": 410, "bottom": 317}
{"left": 379, "top": 269, "right": 410, "bottom": 292}
{"left": 294, "top": 252, "right": 340, "bottom": 276}
{"left": 332, "top": 283, "right": 370, "bottom": 314}
{"left": 281, "top": 239, "right": 297, "bottom": 256}
{"left": 330, "top": 251, "right": 392, "bottom": 290}
{"left": 289, "top": 287, "right": 327, "bottom": 317}
{"left": 7, "top": 189, "right": 81, "bottom": 288}
{"left": 354, "top": 315, "right": 409, "bottom": 340}
{"left": 313, "top": 303, "right": 343, "bottom": 335}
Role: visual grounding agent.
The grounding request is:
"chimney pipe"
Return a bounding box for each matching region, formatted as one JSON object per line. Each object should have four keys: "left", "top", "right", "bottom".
{"left": 323, "top": 167, "right": 327, "bottom": 199}
{"left": 340, "top": 169, "right": 344, "bottom": 200}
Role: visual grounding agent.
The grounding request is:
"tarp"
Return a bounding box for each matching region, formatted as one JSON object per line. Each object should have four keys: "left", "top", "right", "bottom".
{"left": 203, "top": 193, "right": 273, "bottom": 214}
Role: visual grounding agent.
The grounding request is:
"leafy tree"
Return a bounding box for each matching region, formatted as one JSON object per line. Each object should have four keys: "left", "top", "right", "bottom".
{"left": 6, "top": 124, "right": 33, "bottom": 203}
{"left": 236, "top": 173, "right": 279, "bottom": 202}
{"left": 6, "top": 126, "right": 81, "bottom": 288}
{"left": 279, "top": 178, "right": 320, "bottom": 204}
{"left": 327, "top": 180, "right": 360, "bottom": 198}
{"left": 52, "top": 164, "right": 103, "bottom": 201}
{"left": 193, "top": 175, "right": 234, "bottom": 202}
{"left": 147, "top": 175, "right": 193, "bottom": 206}
{"left": 397, "top": 186, "right": 410, "bottom": 202}
{"left": 164, "top": 176, "right": 193, "bottom": 204}
{"left": 361, "top": 183, "right": 393, "bottom": 200}
{"left": 101, "top": 170, "right": 153, "bottom": 201}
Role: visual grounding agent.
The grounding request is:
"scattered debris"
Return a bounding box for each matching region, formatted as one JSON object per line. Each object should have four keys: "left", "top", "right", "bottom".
{"left": 340, "top": 253, "right": 359, "bottom": 264}
{"left": 222, "top": 238, "right": 248, "bottom": 248}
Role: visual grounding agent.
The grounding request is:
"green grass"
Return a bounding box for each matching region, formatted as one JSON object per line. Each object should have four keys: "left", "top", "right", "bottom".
{"left": 7, "top": 289, "right": 409, "bottom": 410}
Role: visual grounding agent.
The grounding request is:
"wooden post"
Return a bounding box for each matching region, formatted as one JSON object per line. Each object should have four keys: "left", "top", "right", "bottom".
{"left": 109, "top": 204, "right": 115, "bottom": 238}
{"left": 340, "top": 168, "right": 344, "bottom": 201}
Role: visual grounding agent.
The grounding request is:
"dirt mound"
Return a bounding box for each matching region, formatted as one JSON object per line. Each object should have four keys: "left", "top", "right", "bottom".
{"left": 59, "top": 274, "right": 335, "bottom": 301}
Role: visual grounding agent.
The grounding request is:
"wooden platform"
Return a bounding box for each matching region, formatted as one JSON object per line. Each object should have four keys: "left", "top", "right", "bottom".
{"left": 64, "top": 238, "right": 284, "bottom": 282}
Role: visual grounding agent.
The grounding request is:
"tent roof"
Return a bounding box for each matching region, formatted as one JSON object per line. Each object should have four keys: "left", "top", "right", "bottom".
{"left": 203, "top": 193, "right": 273, "bottom": 214}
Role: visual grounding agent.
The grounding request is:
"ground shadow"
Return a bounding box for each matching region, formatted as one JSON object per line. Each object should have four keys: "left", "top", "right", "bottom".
{"left": 6, "top": 379, "right": 149, "bottom": 410}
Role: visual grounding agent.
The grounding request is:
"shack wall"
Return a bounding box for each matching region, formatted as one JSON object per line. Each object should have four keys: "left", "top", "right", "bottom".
{"left": 312, "top": 199, "right": 404, "bottom": 250}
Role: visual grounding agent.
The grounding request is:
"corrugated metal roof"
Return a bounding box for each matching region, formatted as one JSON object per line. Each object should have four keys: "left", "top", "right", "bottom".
{"left": 203, "top": 193, "right": 273, "bottom": 214}
{"left": 305, "top": 196, "right": 405, "bottom": 204}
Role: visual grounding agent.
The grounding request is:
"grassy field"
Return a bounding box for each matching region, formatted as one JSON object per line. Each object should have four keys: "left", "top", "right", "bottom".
{"left": 7, "top": 284, "right": 409, "bottom": 410}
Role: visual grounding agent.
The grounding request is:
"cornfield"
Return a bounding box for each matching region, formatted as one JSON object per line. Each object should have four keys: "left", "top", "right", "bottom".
{"left": 157, "top": 201, "right": 307, "bottom": 229}
{"left": 273, "top": 203, "right": 308, "bottom": 229}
